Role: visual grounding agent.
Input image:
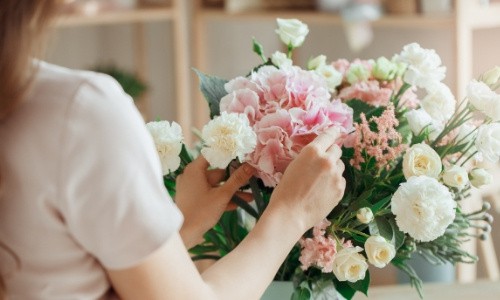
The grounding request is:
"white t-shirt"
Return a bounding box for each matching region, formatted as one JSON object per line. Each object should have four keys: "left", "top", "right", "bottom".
{"left": 0, "top": 61, "right": 183, "bottom": 299}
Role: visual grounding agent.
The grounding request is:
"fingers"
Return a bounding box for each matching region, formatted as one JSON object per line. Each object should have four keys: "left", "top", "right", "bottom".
{"left": 226, "top": 192, "right": 253, "bottom": 211}
{"left": 310, "top": 127, "right": 340, "bottom": 152}
{"left": 190, "top": 155, "right": 210, "bottom": 170}
{"left": 218, "top": 163, "right": 254, "bottom": 197}
{"left": 326, "top": 143, "right": 342, "bottom": 161}
{"left": 207, "top": 169, "right": 226, "bottom": 186}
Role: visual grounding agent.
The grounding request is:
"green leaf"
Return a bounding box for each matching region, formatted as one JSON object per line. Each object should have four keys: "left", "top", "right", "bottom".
{"left": 389, "top": 218, "right": 406, "bottom": 250}
{"left": 231, "top": 195, "right": 259, "bottom": 219}
{"left": 345, "top": 99, "right": 385, "bottom": 122}
{"left": 334, "top": 280, "right": 357, "bottom": 300}
{"left": 375, "top": 216, "right": 394, "bottom": 241}
{"left": 350, "top": 189, "right": 374, "bottom": 210}
{"left": 347, "top": 270, "right": 370, "bottom": 296}
{"left": 291, "top": 287, "right": 311, "bottom": 300}
{"left": 370, "top": 195, "right": 391, "bottom": 214}
{"left": 193, "top": 69, "right": 228, "bottom": 118}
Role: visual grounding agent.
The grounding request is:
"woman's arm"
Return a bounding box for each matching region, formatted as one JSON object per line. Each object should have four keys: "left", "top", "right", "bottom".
{"left": 108, "top": 128, "right": 345, "bottom": 300}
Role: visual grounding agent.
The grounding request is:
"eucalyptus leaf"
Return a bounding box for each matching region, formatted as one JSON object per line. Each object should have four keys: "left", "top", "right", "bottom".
{"left": 193, "top": 69, "right": 228, "bottom": 118}
{"left": 375, "top": 216, "right": 394, "bottom": 241}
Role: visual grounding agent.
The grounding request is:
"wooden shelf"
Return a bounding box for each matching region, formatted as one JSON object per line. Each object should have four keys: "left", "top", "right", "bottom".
{"left": 199, "top": 8, "right": 455, "bottom": 29}
{"left": 55, "top": 6, "right": 175, "bottom": 27}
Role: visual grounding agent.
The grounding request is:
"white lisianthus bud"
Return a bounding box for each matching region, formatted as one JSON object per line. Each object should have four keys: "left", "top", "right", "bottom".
{"left": 201, "top": 112, "right": 257, "bottom": 169}
{"left": 475, "top": 123, "right": 500, "bottom": 163}
{"left": 421, "top": 83, "right": 456, "bottom": 123}
{"left": 308, "top": 54, "right": 327, "bottom": 70}
{"left": 275, "top": 18, "right": 309, "bottom": 48}
{"left": 271, "top": 51, "right": 292, "bottom": 68}
{"left": 405, "top": 108, "right": 442, "bottom": 140}
{"left": 315, "top": 64, "right": 343, "bottom": 92}
{"left": 332, "top": 246, "right": 368, "bottom": 282}
{"left": 481, "top": 66, "right": 500, "bottom": 86}
{"left": 372, "top": 56, "right": 397, "bottom": 81}
{"left": 391, "top": 176, "right": 456, "bottom": 242}
{"left": 356, "top": 207, "right": 374, "bottom": 224}
{"left": 467, "top": 80, "right": 500, "bottom": 121}
{"left": 346, "top": 63, "right": 371, "bottom": 84}
{"left": 146, "top": 121, "right": 184, "bottom": 175}
{"left": 402, "top": 143, "right": 443, "bottom": 179}
{"left": 442, "top": 165, "right": 469, "bottom": 189}
{"left": 364, "top": 236, "right": 396, "bottom": 268}
{"left": 469, "top": 168, "right": 493, "bottom": 188}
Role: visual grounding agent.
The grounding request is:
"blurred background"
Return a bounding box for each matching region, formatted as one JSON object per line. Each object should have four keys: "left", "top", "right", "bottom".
{"left": 50, "top": 0, "right": 500, "bottom": 288}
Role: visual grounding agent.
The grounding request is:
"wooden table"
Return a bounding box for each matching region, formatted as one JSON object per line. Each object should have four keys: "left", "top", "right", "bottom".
{"left": 353, "top": 280, "right": 500, "bottom": 300}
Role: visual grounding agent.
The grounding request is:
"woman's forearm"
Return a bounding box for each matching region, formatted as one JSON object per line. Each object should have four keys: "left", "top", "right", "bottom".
{"left": 201, "top": 205, "right": 305, "bottom": 300}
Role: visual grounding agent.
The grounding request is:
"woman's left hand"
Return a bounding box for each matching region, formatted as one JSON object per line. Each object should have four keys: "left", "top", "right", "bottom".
{"left": 175, "top": 156, "right": 254, "bottom": 248}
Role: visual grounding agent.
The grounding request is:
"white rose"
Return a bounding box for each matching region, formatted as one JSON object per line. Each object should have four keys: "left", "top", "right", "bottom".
{"left": 201, "top": 112, "right": 257, "bottom": 169}
{"left": 475, "top": 123, "right": 500, "bottom": 163}
{"left": 145, "top": 121, "right": 184, "bottom": 175}
{"left": 402, "top": 143, "right": 443, "bottom": 179}
{"left": 275, "top": 18, "right": 309, "bottom": 48}
{"left": 442, "top": 165, "right": 469, "bottom": 189}
{"left": 332, "top": 246, "right": 368, "bottom": 283}
{"left": 271, "top": 51, "right": 292, "bottom": 68}
{"left": 421, "top": 83, "right": 456, "bottom": 122}
{"left": 315, "top": 64, "right": 343, "bottom": 92}
{"left": 364, "top": 236, "right": 396, "bottom": 268}
{"left": 391, "top": 176, "right": 456, "bottom": 242}
{"left": 405, "top": 108, "right": 442, "bottom": 140}
{"left": 467, "top": 80, "right": 500, "bottom": 121}
{"left": 469, "top": 168, "right": 493, "bottom": 188}
{"left": 481, "top": 66, "right": 500, "bottom": 86}
{"left": 308, "top": 54, "right": 327, "bottom": 70}
{"left": 397, "top": 43, "right": 446, "bottom": 89}
{"left": 356, "top": 207, "right": 374, "bottom": 224}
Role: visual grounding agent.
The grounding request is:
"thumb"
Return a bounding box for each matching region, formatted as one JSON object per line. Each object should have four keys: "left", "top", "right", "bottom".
{"left": 218, "top": 163, "right": 254, "bottom": 197}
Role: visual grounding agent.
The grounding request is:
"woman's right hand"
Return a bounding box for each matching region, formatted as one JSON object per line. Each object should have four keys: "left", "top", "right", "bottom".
{"left": 267, "top": 127, "right": 346, "bottom": 232}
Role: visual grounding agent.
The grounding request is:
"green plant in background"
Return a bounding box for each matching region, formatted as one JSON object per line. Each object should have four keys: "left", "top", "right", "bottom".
{"left": 93, "top": 65, "right": 148, "bottom": 100}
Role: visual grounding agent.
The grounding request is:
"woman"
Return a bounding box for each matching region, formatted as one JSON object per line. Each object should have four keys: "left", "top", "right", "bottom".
{"left": 0, "top": 1, "right": 346, "bottom": 299}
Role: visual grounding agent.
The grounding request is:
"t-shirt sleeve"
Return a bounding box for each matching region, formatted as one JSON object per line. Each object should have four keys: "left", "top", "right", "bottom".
{"left": 57, "top": 72, "right": 183, "bottom": 270}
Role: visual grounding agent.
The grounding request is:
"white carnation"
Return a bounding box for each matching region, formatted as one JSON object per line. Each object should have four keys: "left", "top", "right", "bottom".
{"left": 332, "top": 246, "right": 368, "bottom": 283}
{"left": 467, "top": 80, "right": 500, "bottom": 121}
{"left": 391, "top": 176, "right": 456, "bottom": 242}
{"left": 405, "top": 108, "right": 442, "bottom": 140}
{"left": 364, "top": 236, "right": 396, "bottom": 268}
{"left": 201, "top": 112, "right": 257, "bottom": 169}
{"left": 145, "top": 121, "right": 184, "bottom": 175}
{"left": 275, "top": 18, "right": 309, "bottom": 48}
{"left": 397, "top": 43, "right": 446, "bottom": 89}
{"left": 402, "top": 143, "right": 443, "bottom": 179}
{"left": 475, "top": 123, "right": 500, "bottom": 163}
{"left": 442, "top": 165, "right": 469, "bottom": 189}
{"left": 421, "top": 83, "right": 456, "bottom": 122}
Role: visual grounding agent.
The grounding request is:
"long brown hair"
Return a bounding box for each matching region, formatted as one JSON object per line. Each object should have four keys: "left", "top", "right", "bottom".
{"left": 0, "top": 1, "right": 58, "bottom": 297}
{"left": 0, "top": 0, "right": 58, "bottom": 119}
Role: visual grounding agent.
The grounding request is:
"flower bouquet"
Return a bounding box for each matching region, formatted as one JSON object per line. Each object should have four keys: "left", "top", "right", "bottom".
{"left": 146, "top": 19, "right": 496, "bottom": 299}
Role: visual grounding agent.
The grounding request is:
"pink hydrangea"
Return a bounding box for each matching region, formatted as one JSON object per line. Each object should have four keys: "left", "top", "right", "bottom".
{"left": 221, "top": 65, "right": 354, "bottom": 187}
